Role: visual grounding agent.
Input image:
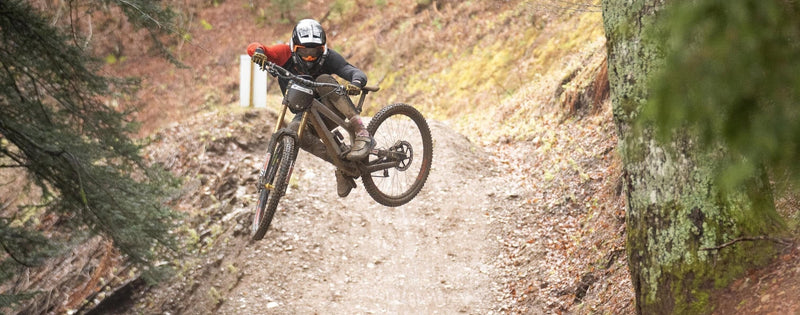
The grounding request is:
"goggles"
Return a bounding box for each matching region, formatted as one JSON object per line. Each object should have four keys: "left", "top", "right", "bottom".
{"left": 294, "top": 45, "right": 324, "bottom": 62}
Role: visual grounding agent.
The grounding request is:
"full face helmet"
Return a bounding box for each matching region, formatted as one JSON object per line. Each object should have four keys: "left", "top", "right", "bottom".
{"left": 290, "top": 19, "right": 328, "bottom": 73}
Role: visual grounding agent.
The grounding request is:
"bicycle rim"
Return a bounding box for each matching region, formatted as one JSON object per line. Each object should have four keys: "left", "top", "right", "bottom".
{"left": 363, "top": 103, "right": 433, "bottom": 207}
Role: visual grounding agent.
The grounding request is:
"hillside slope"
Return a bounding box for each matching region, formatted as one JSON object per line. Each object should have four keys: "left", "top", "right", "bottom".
{"left": 124, "top": 0, "right": 635, "bottom": 314}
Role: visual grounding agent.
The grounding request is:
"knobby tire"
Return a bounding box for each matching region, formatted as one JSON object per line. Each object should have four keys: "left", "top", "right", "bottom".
{"left": 252, "top": 136, "right": 297, "bottom": 240}
{"left": 363, "top": 103, "right": 433, "bottom": 207}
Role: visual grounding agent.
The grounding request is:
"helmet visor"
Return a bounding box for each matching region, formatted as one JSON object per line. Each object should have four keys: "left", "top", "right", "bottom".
{"left": 294, "top": 45, "right": 324, "bottom": 62}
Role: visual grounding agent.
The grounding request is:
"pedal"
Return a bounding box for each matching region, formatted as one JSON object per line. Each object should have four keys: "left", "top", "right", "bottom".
{"left": 333, "top": 130, "right": 349, "bottom": 152}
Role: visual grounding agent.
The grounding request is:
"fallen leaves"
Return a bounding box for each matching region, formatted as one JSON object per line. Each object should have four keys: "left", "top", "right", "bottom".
{"left": 487, "top": 101, "right": 631, "bottom": 314}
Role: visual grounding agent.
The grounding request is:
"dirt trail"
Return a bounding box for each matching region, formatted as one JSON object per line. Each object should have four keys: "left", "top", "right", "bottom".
{"left": 140, "top": 114, "right": 513, "bottom": 314}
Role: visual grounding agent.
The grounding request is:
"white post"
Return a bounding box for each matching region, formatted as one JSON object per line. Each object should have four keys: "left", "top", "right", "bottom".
{"left": 239, "top": 55, "right": 268, "bottom": 108}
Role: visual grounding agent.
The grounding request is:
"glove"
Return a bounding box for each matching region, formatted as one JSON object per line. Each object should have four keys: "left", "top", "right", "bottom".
{"left": 345, "top": 80, "right": 362, "bottom": 95}
{"left": 251, "top": 47, "right": 268, "bottom": 70}
{"left": 246, "top": 42, "right": 261, "bottom": 56}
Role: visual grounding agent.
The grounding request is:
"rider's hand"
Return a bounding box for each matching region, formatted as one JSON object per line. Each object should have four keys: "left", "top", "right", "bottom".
{"left": 252, "top": 47, "right": 268, "bottom": 70}
{"left": 345, "top": 81, "right": 362, "bottom": 95}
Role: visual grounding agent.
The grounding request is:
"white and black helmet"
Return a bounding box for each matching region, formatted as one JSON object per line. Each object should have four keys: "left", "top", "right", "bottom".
{"left": 290, "top": 19, "right": 328, "bottom": 74}
{"left": 291, "top": 19, "right": 326, "bottom": 49}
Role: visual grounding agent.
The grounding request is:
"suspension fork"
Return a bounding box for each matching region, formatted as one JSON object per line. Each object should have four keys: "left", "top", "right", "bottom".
{"left": 261, "top": 105, "right": 291, "bottom": 187}
{"left": 273, "top": 105, "right": 289, "bottom": 134}
{"left": 274, "top": 104, "right": 310, "bottom": 138}
{"left": 297, "top": 111, "right": 310, "bottom": 139}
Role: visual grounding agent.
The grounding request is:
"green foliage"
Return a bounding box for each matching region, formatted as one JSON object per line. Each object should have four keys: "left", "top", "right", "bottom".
{"left": 0, "top": 292, "right": 39, "bottom": 311}
{"left": 0, "top": 0, "right": 182, "bottom": 309}
{"left": 200, "top": 19, "right": 214, "bottom": 30}
{"left": 330, "top": 0, "right": 356, "bottom": 22}
{"left": 270, "top": 0, "right": 307, "bottom": 24}
{"left": 432, "top": 17, "right": 443, "bottom": 30}
{"left": 110, "top": 0, "right": 185, "bottom": 66}
{"left": 0, "top": 220, "right": 62, "bottom": 271}
{"left": 641, "top": 0, "right": 800, "bottom": 190}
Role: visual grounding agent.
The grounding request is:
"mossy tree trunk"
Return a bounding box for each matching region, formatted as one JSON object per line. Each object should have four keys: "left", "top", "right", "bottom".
{"left": 602, "top": 1, "right": 785, "bottom": 314}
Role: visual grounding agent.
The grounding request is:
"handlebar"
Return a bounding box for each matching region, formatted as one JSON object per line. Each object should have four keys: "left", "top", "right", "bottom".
{"left": 258, "top": 61, "right": 344, "bottom": 91}
{"left": 253, "top": 55, "right": 380, "bottom": 112}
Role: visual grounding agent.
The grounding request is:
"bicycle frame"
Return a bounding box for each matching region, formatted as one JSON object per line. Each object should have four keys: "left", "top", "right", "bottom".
{"left": 270, "top": 87, "right": 405, "bottom": 180}
{"left": 251, "top": 60, "right": 432, "bottom": 239}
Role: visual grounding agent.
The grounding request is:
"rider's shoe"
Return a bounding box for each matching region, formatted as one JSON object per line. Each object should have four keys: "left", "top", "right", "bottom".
{"left": 346, "top": 136, "right": 375, "bottom": 161}
{"left": 335, "top": 169, "right": 357, "bottom": 197}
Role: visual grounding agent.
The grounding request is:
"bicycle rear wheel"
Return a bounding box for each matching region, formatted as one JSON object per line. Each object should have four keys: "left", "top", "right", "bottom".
{"left": 363, "top": 103, "right": 433, "bottom": 207}
{"left": 252, "top": 135, "right": 297, "bottom": 240}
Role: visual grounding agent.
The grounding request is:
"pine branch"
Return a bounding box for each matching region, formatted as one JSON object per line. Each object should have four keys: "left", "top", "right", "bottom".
{"left": 0, "top": 164, "right": 28, "bottom": 168}
{"left": 0, "top": 237, "right": 37, "bottom": 267}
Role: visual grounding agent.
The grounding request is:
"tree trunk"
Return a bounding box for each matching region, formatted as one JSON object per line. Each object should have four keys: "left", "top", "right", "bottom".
{"left": 601, "top": 1, "right": 785, "bottom": 314}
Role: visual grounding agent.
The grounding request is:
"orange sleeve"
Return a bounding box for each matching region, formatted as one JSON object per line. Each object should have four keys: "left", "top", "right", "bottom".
{"left": 246, "top": 42, "right": 264, "bottom": 56}
{"left": 246, "top": 42, "right": 292, "bottom": 66}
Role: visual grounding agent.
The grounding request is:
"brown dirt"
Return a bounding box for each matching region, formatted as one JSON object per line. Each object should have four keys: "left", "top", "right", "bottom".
{"left": 137, "top": 108, "right": 507, "bottom": 314}
{"left": 712, "top": 245, "right": 800, "bottom": 315}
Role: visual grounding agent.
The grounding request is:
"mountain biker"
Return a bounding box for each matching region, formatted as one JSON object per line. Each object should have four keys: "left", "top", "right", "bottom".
{"left": 246, "top": 18, "right": 374, "bottom": 198}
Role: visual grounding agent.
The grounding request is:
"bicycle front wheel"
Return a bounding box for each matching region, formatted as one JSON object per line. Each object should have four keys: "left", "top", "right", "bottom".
{"left": 363, "top": 103, "right": 433, "bottom": 207}
{"left": 252, "top": 135, "right": 297, "bottom": 240}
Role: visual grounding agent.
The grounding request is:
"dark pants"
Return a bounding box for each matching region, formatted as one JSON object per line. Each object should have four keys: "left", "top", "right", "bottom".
{"left": 315, "top": 74, "right": 359, "bottom": 118}
{"left": 289, "top": 74, "right": 358, "bottom": 164}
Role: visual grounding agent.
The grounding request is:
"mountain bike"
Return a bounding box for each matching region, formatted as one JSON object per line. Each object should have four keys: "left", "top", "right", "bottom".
{"left": 251, "top": 61, "right": 433, "bottom": 240}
